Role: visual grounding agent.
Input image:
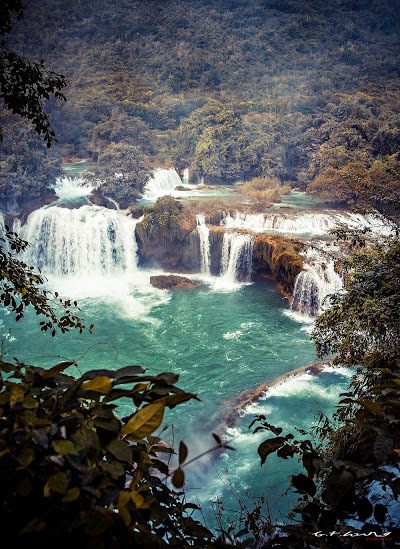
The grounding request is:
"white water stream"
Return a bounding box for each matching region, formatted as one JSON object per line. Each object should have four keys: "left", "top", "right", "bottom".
{"left": 221, "top": 210, "right": 391, "bottom": 237}
{"left": 292, "top": 248, "right": 343, "bottom": 316}
{"left": 196, "top": 214, "right": 211, "bottom": 276}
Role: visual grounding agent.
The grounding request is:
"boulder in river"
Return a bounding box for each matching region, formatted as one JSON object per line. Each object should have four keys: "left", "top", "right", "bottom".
{"left": 150, "top": 275, "right": 201, "bottom": 290}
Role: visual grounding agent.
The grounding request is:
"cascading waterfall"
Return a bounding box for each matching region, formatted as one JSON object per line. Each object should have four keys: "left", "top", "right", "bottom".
{"left": 292, "top": 251, "right": 343, "bottom": 316}
{"left": 19, "top": 205, "right": 139, "bottom": 277}
{"left": 219, "top": 232, "right": 253, "bottom": 285}
{"left": 196, "top": 214, "right": 211, "bottom": 275}
{"left": 221, "top": 211, "right": 392, "bottom": 237}
{"left": 51, "top": 176, "right": 94, "bottom": 200}
{"left": 141, "top": 168, "right": 183, "bottom": 201}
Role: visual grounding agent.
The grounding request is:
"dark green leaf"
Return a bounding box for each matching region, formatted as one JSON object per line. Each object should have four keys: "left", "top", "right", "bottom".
{"left": 258, "top": 437, "right": 285, "bottom": 465}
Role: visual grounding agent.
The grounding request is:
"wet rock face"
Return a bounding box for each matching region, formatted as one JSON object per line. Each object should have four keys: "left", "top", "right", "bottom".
{"left": 252, "top": 234, "right": 304, "bottom": 292}
{"left": 135, "top": 215, "right": 225, "bottom": 274}
{"left": 136, "top": 225, "right": 201, "bottom": 272}
{"left": 150, "top": 275, "right": 201, "bottom": 290}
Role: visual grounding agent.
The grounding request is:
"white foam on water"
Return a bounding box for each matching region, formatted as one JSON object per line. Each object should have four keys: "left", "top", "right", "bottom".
{"left": 223, "top": 330, "right": 243, "bottom": 340}
{"left": 321, "top": 363, "right": 353, "bottom": 378}
{"left": 283, "top": 309, "right": 315, "bottom": 333}
{"left": 259, "top": 372, "right": 344, "bottom": 402}
{"left": 51, "top": 176, "right": 94, "bottom": 200}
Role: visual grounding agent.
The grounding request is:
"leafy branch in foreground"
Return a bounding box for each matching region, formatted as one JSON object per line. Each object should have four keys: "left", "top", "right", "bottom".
{"left": 0, "top": 359, "right": 239, "bottom": 548}
{"left": 0, "top": 0, "right": 66, "bottom": 147}
{"left": 248, "top": 412, "right": 400, "bottom": 548}
{"left": 0, "top": 226, "right": 90, "bottom": 335}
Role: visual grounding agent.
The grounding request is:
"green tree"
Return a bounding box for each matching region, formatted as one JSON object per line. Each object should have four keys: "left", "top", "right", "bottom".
{"left": 0, "top": 113, "right": 61, "bottom": 215}
{"left": 0, "top": 0, "right": 66, "bottom": 146}
{"left": 87, "top": 142, "right": 151, "bottom": 209}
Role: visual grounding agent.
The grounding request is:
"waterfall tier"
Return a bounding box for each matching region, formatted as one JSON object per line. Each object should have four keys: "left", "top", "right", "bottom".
{"left": 292, "top": 250, "right": 343, "bottom": 316}
{"left": 141, "top": 168, "right": 184, "bottom": 201}
{"left": 221, "top": 211, "right": 391, "bottom": 237}
{"left": 19, "top": 205, "right": 139, "bottom": 277}
{"left": 219, "top": 232, "right": 253, "bottom": 285}
{"left": 196, "top": 214, "right": 211, "bottom": 275}
{"left": 51, "top": 176, "right": 94, "bottom": 201}
{"left": 183, "top": 168, "right": 190, "bottom": 185}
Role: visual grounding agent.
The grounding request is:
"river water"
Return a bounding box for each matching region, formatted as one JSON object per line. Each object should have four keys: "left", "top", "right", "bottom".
{"left": 1, "top": 166, "right": 352, "bottom": 528}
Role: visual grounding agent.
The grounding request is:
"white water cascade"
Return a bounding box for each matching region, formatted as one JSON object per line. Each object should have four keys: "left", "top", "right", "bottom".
{"left": 292, "top": 250, "right": 343, "bottom": 316}
{"left": 218, "top": 232, "right": 253, "bottom": 286}
{"left": 19, "top": 205, "right": 139, "bottom": 278}
{"left": 222, "top": 211, "right": 392, "bottom": 237}
{"left": 141, "top": 168, "right": 184, "bottom": 201}
{"left": 196, "top": 214, "right": 211, "bottom": 275}
{"left": 51, "top": 176, "right": 94, "bottom": 201}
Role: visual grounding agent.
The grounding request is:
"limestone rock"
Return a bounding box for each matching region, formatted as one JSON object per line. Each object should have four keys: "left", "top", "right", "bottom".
{"left": 150, "top": 275, "right": 201, "bottom": 290}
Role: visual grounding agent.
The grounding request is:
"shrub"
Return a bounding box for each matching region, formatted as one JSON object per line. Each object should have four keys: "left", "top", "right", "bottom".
{"left": 0, "top": 358, "right": 224, "bottom": 548}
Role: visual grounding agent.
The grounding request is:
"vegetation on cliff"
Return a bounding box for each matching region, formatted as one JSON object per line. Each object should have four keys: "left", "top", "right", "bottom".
{"left": 253, "top": 235, "right": 304, "bottom": 290}
{"left": 139, "top": 197, "right": 187, "bottom": 240}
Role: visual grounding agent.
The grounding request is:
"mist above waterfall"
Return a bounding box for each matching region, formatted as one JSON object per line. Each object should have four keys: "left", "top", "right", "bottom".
{"left": 51, "top": 176, "right": 95, "bottom": 201}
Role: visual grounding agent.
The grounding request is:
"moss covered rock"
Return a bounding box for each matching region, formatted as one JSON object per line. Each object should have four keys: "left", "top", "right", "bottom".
{"left": 253, "top": 235, "right": 304, "bottom": 291}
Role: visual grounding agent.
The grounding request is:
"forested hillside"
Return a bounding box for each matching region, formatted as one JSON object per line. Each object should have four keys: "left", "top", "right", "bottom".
{"left": 2, "top": 0, "right": 400, "bottom": 207}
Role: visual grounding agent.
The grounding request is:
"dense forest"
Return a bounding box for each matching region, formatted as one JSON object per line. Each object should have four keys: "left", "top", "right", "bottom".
{"left": 1, "top": 0, "right": 400, "bottom": 210}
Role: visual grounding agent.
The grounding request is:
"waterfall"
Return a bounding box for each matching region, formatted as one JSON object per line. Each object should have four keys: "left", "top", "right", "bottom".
{"left": 51, "top": 176, "right": 94, "bottom": 200}
{"left": 141, "top": 168, "right": 183, "bottom": 201}
{"left": 196, "top": 214, "right": 211, "bottom": 275}
{"left": 219, "top": 232, "right": 253, "bottom": 285}
{"left": 221, "top": 211, "right": 392, "bottom": 237}
{"left": 19, "top": 205, "right": 139, "bottom": 277}
{"left": 292, "top": 251, "right": 343, "bottom": 316}
{"left": 183, "top": 168, "right": 190, "bottom": 185}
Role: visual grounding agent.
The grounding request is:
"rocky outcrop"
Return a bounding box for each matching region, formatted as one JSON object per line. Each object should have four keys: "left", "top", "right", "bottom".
{"left": 220, "top": 360, "right": 334, "bottom": 429}
{"left": 150, "top": 275, "right": 201, "bottom": 290}
{"left": 136, "top": 207, "right": 305, "bottom": 290}
{"left": 2, "top": 188, "right": 58, "bottom": 225}
{"left": 136, "top": 218, "right": 200, "bottom": 272}
{"left": 252, "top": 234, "right": 304, "bottom": 292}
